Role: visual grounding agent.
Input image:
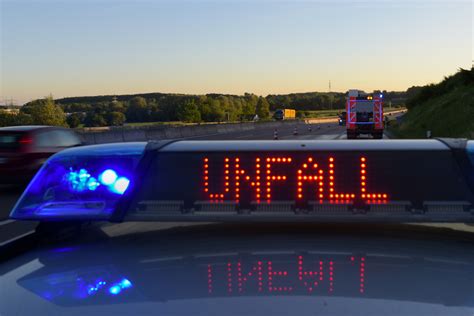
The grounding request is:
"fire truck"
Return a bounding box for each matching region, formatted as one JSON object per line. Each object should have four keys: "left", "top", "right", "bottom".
{"left": 346, "top": 90, "right": 384, "bottom": 139}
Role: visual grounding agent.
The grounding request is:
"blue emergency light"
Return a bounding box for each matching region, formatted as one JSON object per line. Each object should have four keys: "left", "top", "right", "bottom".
{"left": 10, "top": 142, "right": 146, "bottom": 220}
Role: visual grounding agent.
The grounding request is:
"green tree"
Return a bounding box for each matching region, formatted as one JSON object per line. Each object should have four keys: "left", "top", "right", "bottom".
{"left": 14, "top": 113, "right": 33, "bottom": 125}
{"left": 21, "top": 95, "right": 67, "bottom": 126}
{"left": 84, "top": 112, "right": 107, "bottom": 127}
{"left": 0, "top": 112, "right": 16, "bottom": 126}
{"left": 110, "top": 100, "right": 125, "bottom": 113}
{"left": 199, "top": 97, "right": 225, "bottom": 122}
{"left": 242, "top": 93, "right": 258, "bottom": 116}
{"left": 66, "top": 113, "right": 83, "bottom": 128}
{"left": 106, "top": 111, "right": 126, "bottom": 126}
{"left": 256, "top": 97, "right": 270, "bottom": 119}
{"left": 126, "top": 97, "right": 149, "bottom": 122}
{"left": 177, "top": 100, "right": 201, "bottom": 122}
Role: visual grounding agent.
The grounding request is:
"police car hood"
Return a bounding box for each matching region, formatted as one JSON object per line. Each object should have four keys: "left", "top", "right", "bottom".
{"left": 1, "top": 223, "right": 474, "bottom": 315}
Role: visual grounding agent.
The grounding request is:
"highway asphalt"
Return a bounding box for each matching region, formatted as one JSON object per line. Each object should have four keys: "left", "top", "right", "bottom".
{"left": 0, "top": 121, "right": 387, "bottom": 245}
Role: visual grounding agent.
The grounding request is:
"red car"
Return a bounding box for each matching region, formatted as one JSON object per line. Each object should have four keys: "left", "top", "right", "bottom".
{"left": 0, "top": 126, "right": 82, "bottom": 186}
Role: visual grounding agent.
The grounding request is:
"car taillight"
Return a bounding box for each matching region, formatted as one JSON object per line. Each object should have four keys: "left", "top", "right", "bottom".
{"left": 19, "top": 136, "right": 33, "bottom": 144}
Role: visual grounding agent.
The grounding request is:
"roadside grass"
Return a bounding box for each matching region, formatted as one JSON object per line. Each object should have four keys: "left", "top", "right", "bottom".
{"left": 304, "top": 109, "right": 343, "bottom": 118}
{"left": 124, "top": 121, "right": 191, "bottom": 127}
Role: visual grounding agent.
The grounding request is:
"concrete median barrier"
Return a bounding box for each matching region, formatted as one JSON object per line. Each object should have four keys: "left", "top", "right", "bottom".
{"left": 93, "top": 130, "right": 124, "bottom": 144}
{"left": 145, "top": 128, "right": 167, "bottom": 141}
{"left": 241, "top": 123, "right": 254, "bottom": 131}
{"left": 201, "top": 124, "right": 218, "bottom": 136}
{"left": 216, "top": 124, "right": 227, "bottom": 134}
{"left": 223, "top": 124, "right": 236, "bottom": 133}
{"left": 180, "top": 126, "right": 197, "bottom": 138}
{"left": 79, "top": 119, "right": 311, "bottom": 144}
{"left": 164, "top": 127, "right": 182, "bottom": 139}
{"left": 80, "top": 132, "right": 97, "bottom": 144}
{"left": 123, "top": 129, "right": 147, "bottom": 142}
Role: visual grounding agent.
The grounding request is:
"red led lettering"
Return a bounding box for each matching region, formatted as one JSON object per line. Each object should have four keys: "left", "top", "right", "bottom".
{"left": 204, "top": 157, "right": 229, "bottom": 201}
{"left": 203, "top": 156, "right": 388, "bottom": 203}
{"left": 251, "top": 158, "right": 262, "bottom": 201}
{"left": 360, "top": 157, "right": 388, "bottom": 201}
{"left": 237, "top": 262, "right": 242, "bottom": 292}
{"left": 264, "top": 157, "right": 290, "bottom": 200}
{"left": 267, "top": 261, "right": 290, "bottom": 292}
{"left": 237, "top": 261, "right": 263, "bottom": 292}
{"left": 298, "top": 255, "right": 321, "bottom": 292}
{"left": 227, "top": 262, "right": 233, "bottom": 293}
{"left": 208, "top": 255, "right": 366, "bottom": 295}
{"left": 297, "top": 158, "right": 323, "bottom": 199}
{"left": 328, "top": 157, "right": 355, "bottom": 201}
{"left": 207, "top": 264, "right": 213, "bottom": 294}
{"left": 360, "top": 257, "right": 366, "bottom": 293}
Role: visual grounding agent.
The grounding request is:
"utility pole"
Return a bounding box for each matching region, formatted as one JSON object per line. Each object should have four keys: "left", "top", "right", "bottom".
{"left": 4, "top": 97, "right": 16, "bottom": 107}
{"left": 329, "top": 80, "right": 331, "bottom": 92}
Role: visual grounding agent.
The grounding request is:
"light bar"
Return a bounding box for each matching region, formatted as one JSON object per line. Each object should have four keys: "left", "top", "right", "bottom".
{"left": 10, "top": 139, "right": 474, "bottom": 222}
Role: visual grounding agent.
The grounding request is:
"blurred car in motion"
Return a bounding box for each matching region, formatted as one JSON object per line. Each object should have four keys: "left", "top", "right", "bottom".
{"left": 0, "top": 126, "right": 82, "bottom": 186}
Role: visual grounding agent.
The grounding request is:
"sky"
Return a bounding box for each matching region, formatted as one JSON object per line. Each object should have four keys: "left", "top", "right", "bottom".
{"left": 0, "top": 0, "right": 472, "bottom": 104}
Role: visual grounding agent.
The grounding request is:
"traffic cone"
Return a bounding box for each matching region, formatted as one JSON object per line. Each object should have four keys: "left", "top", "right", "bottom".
{"left": 274, "top": 129, "right": 278, "bottom": 140}
{"left": 293, "top": 127, "right": 298, "bottom": 136}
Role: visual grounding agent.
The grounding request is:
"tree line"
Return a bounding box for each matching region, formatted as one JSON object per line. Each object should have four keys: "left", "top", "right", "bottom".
{"left": 0, "top": 89, "right": 411, "bottom": 128}
{"left": 0, "top": 95, "right": 68, "bottom": 127}
{"left": 60, "top": 94, "right": 272, "bottom": 127}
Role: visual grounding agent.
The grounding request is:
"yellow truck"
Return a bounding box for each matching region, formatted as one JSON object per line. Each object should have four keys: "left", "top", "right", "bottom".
{"left": 274, "top": 109, "right": 296, "bottom": 120}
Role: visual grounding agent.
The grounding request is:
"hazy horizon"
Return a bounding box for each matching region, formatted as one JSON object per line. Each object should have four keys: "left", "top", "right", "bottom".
{"left": 1, "top": 0, "right": 472, "bottom": 105}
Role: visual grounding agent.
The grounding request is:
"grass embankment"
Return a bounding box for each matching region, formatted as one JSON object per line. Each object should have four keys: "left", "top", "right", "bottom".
{"left": 389, "top": 68, "right": 474, "bottom": 139}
